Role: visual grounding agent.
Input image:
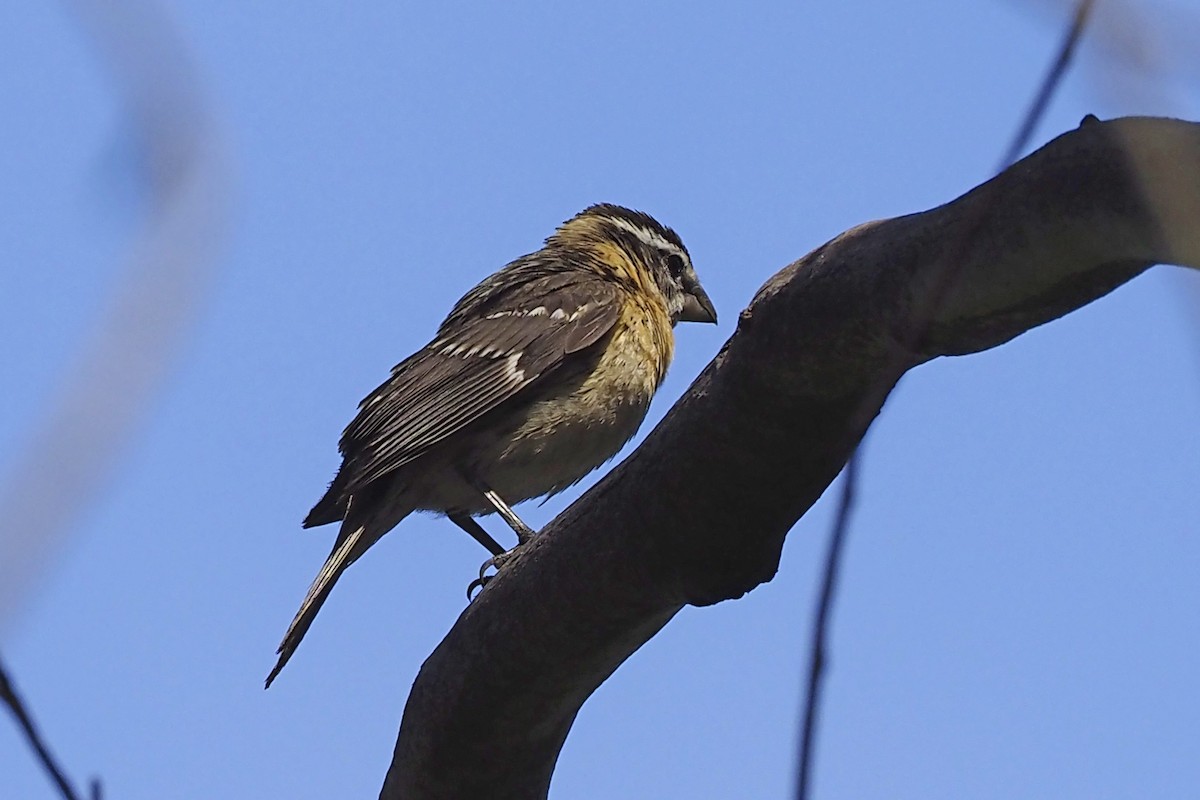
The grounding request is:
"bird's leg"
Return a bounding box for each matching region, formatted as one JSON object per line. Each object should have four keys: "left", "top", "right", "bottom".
{"left": 448, "top": 513, "right": 506, "bottom": 557}
{"left": 451, "top": 514, "right": 509, "bottom": 600}
{"left": 480, "top": 487, "right": 536, "bottom": 545}
{"left": 456, "top": 469, "right": 537, "bottom": 545}
{"left": 455, "top": 470, "right": 539, "bottom": 599}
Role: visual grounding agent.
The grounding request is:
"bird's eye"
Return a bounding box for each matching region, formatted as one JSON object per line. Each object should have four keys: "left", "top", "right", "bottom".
{"left": 665, "top": 253, "right": 686, "bottom": 276}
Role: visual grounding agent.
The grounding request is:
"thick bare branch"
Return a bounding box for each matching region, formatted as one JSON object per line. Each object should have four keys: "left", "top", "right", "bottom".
{"left": 380, "top": 116, "right": 1200, "bottom": 800}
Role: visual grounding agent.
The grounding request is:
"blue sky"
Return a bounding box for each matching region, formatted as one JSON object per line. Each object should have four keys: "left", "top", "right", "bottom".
{"left": 3, "top": 2, "right": 1199, "bottom": 798}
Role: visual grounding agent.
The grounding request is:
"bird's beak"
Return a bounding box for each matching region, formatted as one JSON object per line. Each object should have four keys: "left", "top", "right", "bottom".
{"left": 679, "top": 276, "right": 718, "bottom": 324}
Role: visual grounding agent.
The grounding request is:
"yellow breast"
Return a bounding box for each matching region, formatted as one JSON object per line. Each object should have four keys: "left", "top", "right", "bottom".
{"left": 607, "top": 286, "right": 674, "bottom": 393}
{"left": 488, "top": 287, "right": 675, "bottom": 499}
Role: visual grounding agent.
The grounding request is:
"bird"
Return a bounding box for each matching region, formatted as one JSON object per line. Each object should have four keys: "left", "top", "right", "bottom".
{"left": 266, "top": 203, "right": 716, "bottom": 687}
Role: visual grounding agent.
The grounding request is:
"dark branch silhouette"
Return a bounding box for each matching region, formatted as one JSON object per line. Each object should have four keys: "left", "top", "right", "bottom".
{"left": 796, "top": 4, "right": 1097, "bottom": 797}
{"left": 0, "top": 655, "right": 92, "bottom": 800}
{"left": 379, "top": 115, "right": 1200, "bottom": 798}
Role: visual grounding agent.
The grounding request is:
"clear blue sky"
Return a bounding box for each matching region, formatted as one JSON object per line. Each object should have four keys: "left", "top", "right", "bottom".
{"left": 3, "top": 2, "right": 1199, "bottom": 798}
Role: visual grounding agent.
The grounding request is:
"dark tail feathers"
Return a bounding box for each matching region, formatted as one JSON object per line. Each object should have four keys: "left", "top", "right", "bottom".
{"left": 266, "top": 519, "right": 376, "bottom": 688}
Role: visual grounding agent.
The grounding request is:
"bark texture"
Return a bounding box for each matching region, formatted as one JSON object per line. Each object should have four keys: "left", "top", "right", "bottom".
{"left": 380, "top": 116, "right": 1200, "bottom": 799}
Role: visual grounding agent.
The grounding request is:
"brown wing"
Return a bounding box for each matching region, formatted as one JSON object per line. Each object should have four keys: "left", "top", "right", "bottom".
{"left": 333, "top": 273, "right": 620, "bottom": 497}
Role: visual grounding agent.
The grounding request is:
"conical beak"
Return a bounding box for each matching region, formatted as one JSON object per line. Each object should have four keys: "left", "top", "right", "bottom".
{"left": 679, "top": 281, "right": 717, "bottom": 324}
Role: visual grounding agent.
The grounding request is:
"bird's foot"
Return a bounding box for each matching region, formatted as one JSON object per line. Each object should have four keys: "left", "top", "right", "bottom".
{"left": 467, "top": 543, "right": 528, "bottom": 600}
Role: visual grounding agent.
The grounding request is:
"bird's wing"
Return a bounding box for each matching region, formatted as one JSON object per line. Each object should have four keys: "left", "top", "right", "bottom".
{"left": 337, "top": 273, "right": 621, "bottom": 493}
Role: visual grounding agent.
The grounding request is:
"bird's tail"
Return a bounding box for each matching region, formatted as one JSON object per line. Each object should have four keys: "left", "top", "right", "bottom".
{"left": 266, "top": 508, "right": 396, "bottom": 688}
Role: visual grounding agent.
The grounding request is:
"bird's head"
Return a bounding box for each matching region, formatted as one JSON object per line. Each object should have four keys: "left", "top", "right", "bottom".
{"left": 551, "top": 203, "right": 718, "bottom": 326}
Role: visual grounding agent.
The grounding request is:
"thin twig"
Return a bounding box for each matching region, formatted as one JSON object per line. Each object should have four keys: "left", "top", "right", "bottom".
{"left": 794, "top": 454, "right": 858, "bottom": 800}
{"left": 0, "top": 654, "right": 87, "bottom": 800}
{"left": 793, "top": 3, "right": 1097, "bottom": 798}
{"left": 999, "top": 0, "right": 1097, "bottom": 171}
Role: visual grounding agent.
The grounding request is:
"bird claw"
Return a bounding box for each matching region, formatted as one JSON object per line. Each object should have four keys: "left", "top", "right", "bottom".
{"left": 466, "top": 546, "right": 525, "bottom": 600}
{"left": 466, "top": 563, "right": 495, "bottom": 600}
{"left": 466, "top": 575, "right": 488, "bottom": 600}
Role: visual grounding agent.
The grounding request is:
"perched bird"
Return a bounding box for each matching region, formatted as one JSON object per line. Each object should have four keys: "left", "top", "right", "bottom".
{"left": 266, "top": 203, "right": 716, "bottom": 687}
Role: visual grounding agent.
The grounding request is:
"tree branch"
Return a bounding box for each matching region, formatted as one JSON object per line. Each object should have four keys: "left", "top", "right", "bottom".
{"left": 380, "top": 116, "right": 1200, "bottom": 799}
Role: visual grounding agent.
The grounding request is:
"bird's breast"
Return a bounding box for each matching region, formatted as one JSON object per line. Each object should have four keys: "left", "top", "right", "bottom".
{"left": 476, "top": 301, "right": 674, "bottom": 502}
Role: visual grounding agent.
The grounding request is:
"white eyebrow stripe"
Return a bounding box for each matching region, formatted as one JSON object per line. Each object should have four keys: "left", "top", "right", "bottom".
{"left": 602, "top": 215, "right": 688, "bottom": 263}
